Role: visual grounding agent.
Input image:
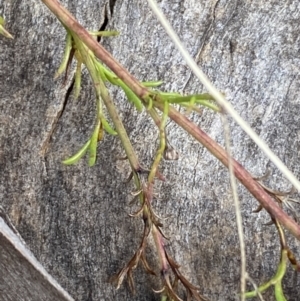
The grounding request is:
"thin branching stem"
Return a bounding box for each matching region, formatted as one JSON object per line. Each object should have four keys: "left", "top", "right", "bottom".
{"left": 221, "top": 114, "right": 246, "bottom": 301}
{"left": 72, "top": 34, "right": 141, "bottom": 172}
{"left": 41, "top": 0, "right": 149, "bottom": 100}
{"left": 97, "top": 77, "right": 142, "bottom": 172}
{"left": 152, "top": 225, "right": 169, "bottom": 272}
{"left": 42, "top": 0, "right": 300, "bottom": 241}
{"left": 148, "top": 102, "right": 168, "bottom": 184}
{"left": 148, "top": 107, "right": 163, "bottom": 128}
{"left": 153, "top": 101, "right": 300, "bottom": 240}
{"left": 146, "top": 0, "right": 300, "bottom": 193}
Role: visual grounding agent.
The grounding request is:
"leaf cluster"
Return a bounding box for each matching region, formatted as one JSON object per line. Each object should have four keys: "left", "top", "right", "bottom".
{"left": 38, "top": 1, "right": 300, "bottom": 300}
{"left": 55, "top": 29, "right": 219, "bottom": 168}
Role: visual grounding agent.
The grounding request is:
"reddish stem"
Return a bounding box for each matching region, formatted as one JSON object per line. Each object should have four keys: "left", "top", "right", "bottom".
{"left": 41, "top": 0, "right": 149, "bottom": 99}
{"left": 154, "top": 102, "right": 300, "bottom": 240}
{"left": 42, "top": 0, "right": 300, "bottom": 241}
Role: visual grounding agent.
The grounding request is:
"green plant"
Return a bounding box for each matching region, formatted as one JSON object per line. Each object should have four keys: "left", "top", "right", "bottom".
{"left": 0, "top": 16, "right": 13, "bottom": 39}
{"left": 21, "top": 0, "right": 300, "bottom": 300}
{"left": 55, "top": 24, "right": 216, "bottom": 301}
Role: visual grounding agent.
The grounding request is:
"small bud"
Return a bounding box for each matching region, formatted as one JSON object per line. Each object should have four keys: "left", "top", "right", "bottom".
{"left": 163, "top": 146, "right": 179, "bottom": 161}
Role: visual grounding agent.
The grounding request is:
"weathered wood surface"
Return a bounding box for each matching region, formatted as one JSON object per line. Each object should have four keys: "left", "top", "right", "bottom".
{"left": 1, "top": 1, "right": 300, "bottom": 300}
{"left": 0, "top": 215, "right": 74, "bottom": 301}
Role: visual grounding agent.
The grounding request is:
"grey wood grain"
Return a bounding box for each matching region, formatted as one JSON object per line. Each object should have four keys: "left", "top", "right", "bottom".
{"left": 0, "top": 0, "right": 300, "bottom": 300}
{"left": 0, "top": 214, "right": 74, "bottom": 301}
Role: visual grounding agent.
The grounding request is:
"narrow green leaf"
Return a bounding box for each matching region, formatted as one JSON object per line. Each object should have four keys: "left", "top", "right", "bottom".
{"left": 275, "top": 282, "right": 287, "bottom": 301}
{"left": 146, "top": 97, "right": 153, "bottom": 110}
{"left": 244, "top": 249, "right": 288, "bottom": 299}
{"left": 194, "top": 99, "right": 220, "bottom": 112}
{"left": 54, "top": 33, "right": 72, "bottom": 79}
{"left": 159, "top": 91, "right": 181, "bottom": 98}
{"left": 0, "top": 17, "right": 13, "bottom": 39}
{"left": 95, "top": 63, "right": 143, "bottom": 111}
{"left": 244, "top": 280, "right": 271, "bottom": 298}
{"left": 177, "top": 102, "right": 202, "bottom": 114}
{"left": 161, "top": 93, "right": 219, "bottom": 112}
{"left": 62, "top": 140, "right": 91, "bottom": 165}
{"left": 100, "top": 115, "right": 117, "bottom": 135}
{"left": 95, "top": 62, "right": 109, "bottom": 82}
{"left": 165, "top": 93, "right": 215, "bottom": 102}
{"left": 185, "top": 95, "right": 196, "bottom": 115}
{"left": 88, "top": 120, "right": 101, "bottom": 166}
{"left": 274, "top": 249, "right": 288, "bottom": 301}
{"left": 74, "top": 61, "right": 82, "bottom": 99}
{"left": 141, "top": 80, "right": 164, "bottom": 87}
{"left": 89, "top": 30, "right": 119, "bottom": 37}
{"left": 123, "top": 85, "right": 143, "bottom": 112}
{"left": 102, "top": 68, "right": 119, "bottom": 85}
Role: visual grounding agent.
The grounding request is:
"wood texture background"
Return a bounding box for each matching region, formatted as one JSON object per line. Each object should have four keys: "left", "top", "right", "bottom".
{"left": 1, "top": 1, "right": 300, "bottom": 300}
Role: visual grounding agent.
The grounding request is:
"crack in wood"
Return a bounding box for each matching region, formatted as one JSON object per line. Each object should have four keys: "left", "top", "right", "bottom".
{"left": 182, "top": 0, "right": 222, "bottom": 92}
{"left": 39, "top": 80, "right": 74, "bottom": 158}
{"left": 40, "top": 1, "right": 117, "bottom": 159}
